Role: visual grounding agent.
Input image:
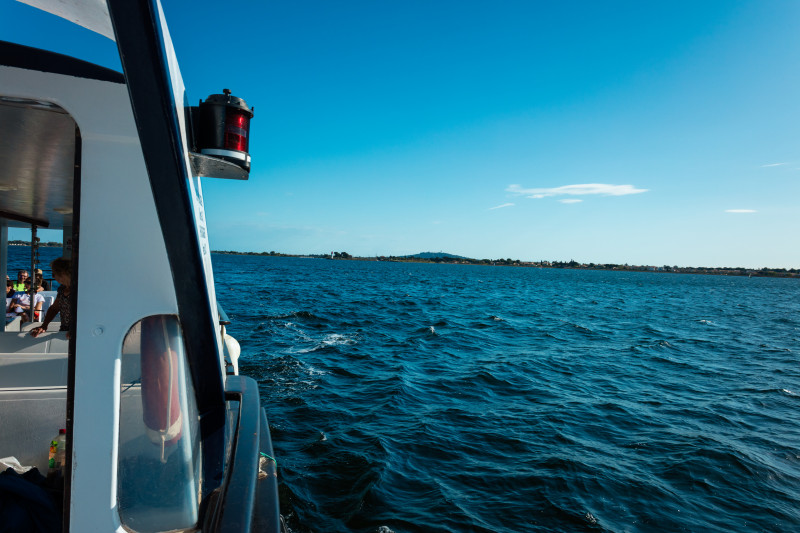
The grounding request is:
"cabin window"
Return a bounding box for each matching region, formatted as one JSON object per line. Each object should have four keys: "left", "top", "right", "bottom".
{"left": 118, "top": 316, "right": 201, "bottom": 532}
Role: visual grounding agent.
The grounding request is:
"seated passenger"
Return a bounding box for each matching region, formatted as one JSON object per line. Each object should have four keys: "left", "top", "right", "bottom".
{"left": 12, "top": 270, "right": 28, "bottom": 291}
{"left": 34, "top": 272, "right": 46, "bottom": 292}
{"left": 6, "top": 278, "right": 44, "bottom": 323}
{"left": 35, "top": 268, "right": 52, "bottom": 291}
{"left": 30, "top": 258, "right": 72, "bottom": 338}
{"left": 6, "top": 278, "right": 14, "bottom": 298}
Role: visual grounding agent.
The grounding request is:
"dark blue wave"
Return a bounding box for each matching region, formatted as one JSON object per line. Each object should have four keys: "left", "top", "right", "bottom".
{"left": 214, "top": 256, "right": 800, "bottom": 532}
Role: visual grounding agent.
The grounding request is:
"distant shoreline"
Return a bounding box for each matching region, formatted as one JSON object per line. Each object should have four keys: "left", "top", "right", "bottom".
{"left": 9, "top": 243, "right": 794, "bottom": 278}
{"left": 8, "top": 241, "right": 63, "bottom": 248}
{"left": 211, "top": 250, "right": 798, "bottom": 279}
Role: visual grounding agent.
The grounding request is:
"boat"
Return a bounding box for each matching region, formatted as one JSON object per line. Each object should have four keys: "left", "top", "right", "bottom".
{"left": 0, "top": 0, "right": 283, "bottom": 531}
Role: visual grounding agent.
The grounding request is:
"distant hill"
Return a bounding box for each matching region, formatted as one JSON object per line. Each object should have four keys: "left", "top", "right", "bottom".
{"left": 403, "top": 252, "right": 472, "bottom": 260}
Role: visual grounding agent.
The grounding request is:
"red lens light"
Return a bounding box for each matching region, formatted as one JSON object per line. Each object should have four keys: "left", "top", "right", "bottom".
{"left": 224, "top": 110, "right": 250, "bottom": 152}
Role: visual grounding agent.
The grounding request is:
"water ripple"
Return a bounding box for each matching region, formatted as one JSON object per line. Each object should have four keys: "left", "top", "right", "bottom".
{"left": 215, "top": 256, "right": 800, "bottom": 532}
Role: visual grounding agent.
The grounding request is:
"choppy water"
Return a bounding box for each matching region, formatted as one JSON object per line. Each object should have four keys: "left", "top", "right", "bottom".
{"left": 212, "top": 255, "right": 800, "bottom": 532}
{"left": 10, "top": 248, "right": 800, "bottom": 531}
{"left": 6, "top": 246, "right": 64, "bottom": 288}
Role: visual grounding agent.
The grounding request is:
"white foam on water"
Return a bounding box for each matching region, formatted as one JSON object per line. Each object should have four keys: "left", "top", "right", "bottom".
{"left": 295, "top": 333, "right": 357, "bottom": 353}
{"left": 321, "top": 333, "right": 355, "bottom": 346}
{"left": 283, "top": 322, "right": 314, "bottom": 342}
{"left": 782, "top": 389, "right": 797, "bottom": 396}
{"left": 307, "top": 366, "right": 328, "bottom": 376}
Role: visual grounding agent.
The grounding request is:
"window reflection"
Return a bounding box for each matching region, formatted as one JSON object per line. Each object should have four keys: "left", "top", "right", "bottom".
{"left": 118, "top": 316, "right": 201, "bottom": 532}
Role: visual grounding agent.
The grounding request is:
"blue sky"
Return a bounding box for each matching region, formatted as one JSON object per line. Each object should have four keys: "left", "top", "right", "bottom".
{"left": 4, "top": 0, "right": 800, "bottom": 268}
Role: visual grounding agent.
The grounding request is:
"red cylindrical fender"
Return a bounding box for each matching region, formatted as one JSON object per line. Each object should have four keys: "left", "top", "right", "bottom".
{"left": 140, "top": 316, "right": 183, "bottom": 448}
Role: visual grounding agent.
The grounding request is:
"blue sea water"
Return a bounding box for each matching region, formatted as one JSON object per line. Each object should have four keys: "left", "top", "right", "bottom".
{"left": 212, "top": 256, "right": 800, "bottom": 532}
{"left": 9, "top": 248, "right": 800, "bottom": 531}
{"left": 6, "top": 246, "right": 64, "bottom": 285}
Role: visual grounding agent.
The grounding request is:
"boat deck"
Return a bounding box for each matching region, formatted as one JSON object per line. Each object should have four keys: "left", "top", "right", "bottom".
{"left": 0, "top": 330, "right": 68, "bottom": 472}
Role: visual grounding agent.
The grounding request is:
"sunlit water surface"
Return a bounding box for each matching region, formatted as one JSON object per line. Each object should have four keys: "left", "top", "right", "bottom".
{"left": 212, "top": 256, "right": 800, "bottom": 532}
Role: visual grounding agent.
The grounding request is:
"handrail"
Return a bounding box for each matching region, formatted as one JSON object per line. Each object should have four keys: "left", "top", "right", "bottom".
{"left": 217, "top": 303, "right": 231, "bottom": 326}
{"left": 213, "top": 375, "right": 258, "bottom": 532}
{"left": 253, "top": 407, "right": 281, "bottom": 530}
{"left": 206, "top": 375, "right": 281, "bottom": 532}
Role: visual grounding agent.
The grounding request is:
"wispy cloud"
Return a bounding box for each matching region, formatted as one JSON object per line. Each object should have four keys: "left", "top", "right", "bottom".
{"left": 489, "top": 203, "right": 515, "bottom": 210}
{"left": 761, "top": 163, "right": 786, "bottom": 167}
{"left": 507, "top": 183, "right": 647, "bottom": 199}
{"left": 559, "top": 199, "right": 583, "bottom": 204}
{"left": 725, "top": 209, "right": 757, "bottom": 213}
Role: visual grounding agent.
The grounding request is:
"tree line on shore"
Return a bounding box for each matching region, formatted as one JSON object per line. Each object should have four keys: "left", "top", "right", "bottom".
{"left": 211, "top": 250, "right": 798, "bottom": 278}
{"left": 11, "top": 242, "right": 794, "bottom": 277}
{"left": 8, "top": 240, "right": 62, "bottom": 247}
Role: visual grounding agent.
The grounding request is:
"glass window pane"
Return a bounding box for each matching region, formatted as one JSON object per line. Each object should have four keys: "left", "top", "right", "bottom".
{"left": 118, "top": 316, "right": 201, "bottom": 532}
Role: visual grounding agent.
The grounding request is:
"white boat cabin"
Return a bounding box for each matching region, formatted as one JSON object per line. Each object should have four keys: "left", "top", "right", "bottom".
{"left": 0, "top": 1, "right": 280, "bottom": 531}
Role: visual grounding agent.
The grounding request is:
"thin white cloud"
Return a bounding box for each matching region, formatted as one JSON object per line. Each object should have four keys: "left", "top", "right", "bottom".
{"left": 489, "top": 203, "right": 515, "bottom": 210}
{"left": 559, "top": 199, "right": 583, "bottom": 204}
{"left": 507, "top": 183, "right": 647, "bottom": 199}
{"left": 725, "top": 209, "right": 757, "bottom": 213}
{"left": 761, "top": 163, "right": 786, "bottom": 167}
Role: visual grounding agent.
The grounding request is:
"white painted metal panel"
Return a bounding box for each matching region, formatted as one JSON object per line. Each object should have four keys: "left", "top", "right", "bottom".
{"left": 17, "top": 0, "right": 114, "bottom": 39}
{"left": 0, "top": 63, "right": 178, "bottom": 531}
{"left": 76, "top": 87, "right": 178, "bottom": 530}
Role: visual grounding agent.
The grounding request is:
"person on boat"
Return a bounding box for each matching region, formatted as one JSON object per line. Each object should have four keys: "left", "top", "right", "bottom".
{"left": 34, "top": 272, "right": 46, "bottom": 292}
{"left": 5, "top": 278, "right": 14, "bottom": 298}
{"left": 11, "top": 270, "right": 28, "bottom": 291}
{"left": 36, "top": 268, "right": 51, "bottom": 291}
{"left": 6, "top": 278, "right": 44, "bottom": 322}
{"left": 30, "top": 258, "right": 72, "bottom": 338}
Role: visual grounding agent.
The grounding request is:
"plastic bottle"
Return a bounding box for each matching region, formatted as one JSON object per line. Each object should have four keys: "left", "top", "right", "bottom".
{"left": 48, "top": 429, "right": 67, "bottom": 478}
